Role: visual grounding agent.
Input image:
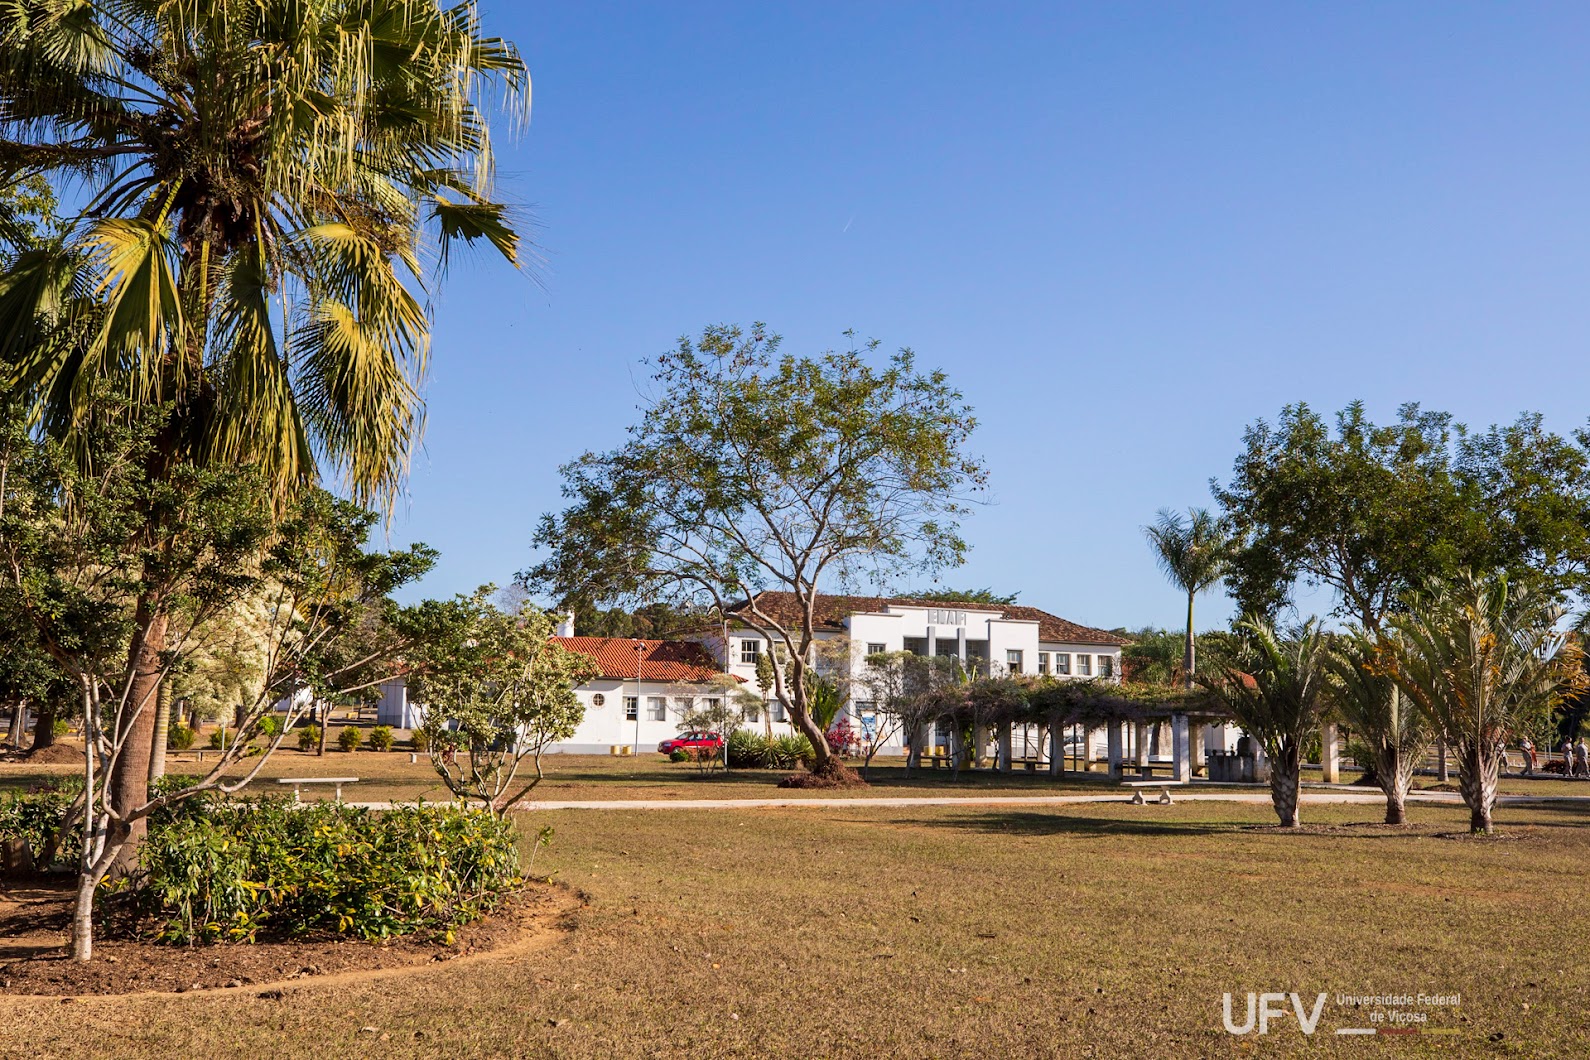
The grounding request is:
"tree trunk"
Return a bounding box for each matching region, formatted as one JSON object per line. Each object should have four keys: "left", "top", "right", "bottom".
{"left": 1183, "top": 591, "right": 1196, "bottom": 689}
{"left": 7, "top": 698, "right": 25, "bottom": 748}
{"left": 1374, "top": 741, "right": 1415, "bottom": 825}
{"left": 1458, "top": 739, "right": 1497, "bottom": 835}
{"left": 317, "top": 701, "right": 329, "bottom": 756}
{"left": 31, "top": 700, "right": 56, "bottom": 750}
{"left": 147, "top": 677, "right": 170, "bottom": 783}
{"left": 108, "top": 599, "right": 168, "bottom": 874}
{"left": 1269, "top": 742, "right": 1301, "bottom": 826}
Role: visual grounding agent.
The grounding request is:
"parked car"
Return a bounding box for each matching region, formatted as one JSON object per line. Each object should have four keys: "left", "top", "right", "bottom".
{"left": 658, "top": 731, "right": 724, "bottom": 755}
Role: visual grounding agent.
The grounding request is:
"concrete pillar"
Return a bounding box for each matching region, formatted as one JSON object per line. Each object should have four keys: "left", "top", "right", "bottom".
{"left": 1134, "top": 722, "right": 1149, "bottom": 769}
{"left": 1048, "top": 717, "right": 1063, "bottom": 776}
{"left": 1082, "top": 725, "right": 1094, "bottom": 772}
{"left": 973, "top": 722, "right": 990, "bottom": 768}
{"left": 1107, "top": 721, "right": 1124, "bottom": 781}
{"left": 1189, "top": 722, "right": 1205, "bottom": 777}
{"left": 1171, "top": 714, "right": 1191, "bottom": 782}
{"left": 997, "top": 721, "right": 1013, "bottom": 773}
{"left": 1321, "top": 722, "right": 1340, "bottom": 784}
{"left": 955, "top": 627, "right": 966, "bottom": 664}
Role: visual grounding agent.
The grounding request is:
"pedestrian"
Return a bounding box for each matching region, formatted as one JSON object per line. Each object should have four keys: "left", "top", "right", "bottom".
{"left": 1564, "top": 740, "right": 1576, "bottom": 775}
{"left": 1520, "top": 736, "right": 1536, "bottom": 776}
{"left": 1575, "top": 738, "right": 1589, "bottom": 779}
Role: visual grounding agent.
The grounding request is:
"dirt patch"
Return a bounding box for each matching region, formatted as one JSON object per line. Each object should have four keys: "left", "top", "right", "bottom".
{"left": 777, "top": 767, "right": 868, "bottom": 789}
{"left": 0, "top": 875, "right": 580, "bottom": 997}
{"left": 18, "top": 743, "right": 84, "bottom": 766}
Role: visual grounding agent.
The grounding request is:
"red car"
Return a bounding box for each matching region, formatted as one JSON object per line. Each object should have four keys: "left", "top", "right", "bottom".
{"left": 658, "top": 731, "right": 723, "bottom": 755}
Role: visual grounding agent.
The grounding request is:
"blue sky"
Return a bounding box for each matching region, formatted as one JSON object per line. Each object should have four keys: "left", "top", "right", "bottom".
{"left": 390, "top": 2, "right": 1590, "bottom": 631}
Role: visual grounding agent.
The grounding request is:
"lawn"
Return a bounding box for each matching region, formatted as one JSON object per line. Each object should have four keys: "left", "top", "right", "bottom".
{"left": 7, "top": 748, "right": 1589, "bottom": 804}
{"left": 4, "top": 797, "right": 1588, "bottom": 1057}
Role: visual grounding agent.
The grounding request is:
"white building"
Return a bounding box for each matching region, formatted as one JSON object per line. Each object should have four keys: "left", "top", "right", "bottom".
{"left": 378, "top": 634, "right": 758, "bottom": 754}
{"left": 684, "top": 592, "right": 1128, "bottom": 752}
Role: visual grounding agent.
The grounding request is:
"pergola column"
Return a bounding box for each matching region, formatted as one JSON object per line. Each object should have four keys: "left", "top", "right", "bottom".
{"left": 973, "top": 721, "right": 990, "bottom": 769}
{"left": 1048, "top": 716, "right": 1063, "bottom": 776}
{"left": 1134, "top": 722, "right": 1149, "bottom": 770}
{"left": 945, "top": 717, "right": 961, "bottom": 769}
{"left": 997, "top": 721, "right": 1013, "bottom": 773}
{"left": 1082, "top": 725, "right": 1094, "bottom": 772}
{"left": 1321, "top": 722, "right": 1340, "bottom": 784}
{"left": 1171, "top": 714, "right": 1191, "bottom": 782}
{"left": 1189, "top": 721, "right": 1205, "bottom": 777}
{"left": 1107, "top": 720, "right": 1124, "bottom": 780}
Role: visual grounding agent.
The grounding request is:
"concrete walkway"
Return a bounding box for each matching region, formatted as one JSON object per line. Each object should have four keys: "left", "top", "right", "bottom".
{"left": 343, "top": 790, "right": 1590, "bottom": 812}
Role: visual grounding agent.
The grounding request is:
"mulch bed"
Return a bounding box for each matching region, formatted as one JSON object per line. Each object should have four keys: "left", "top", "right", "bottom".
{"left": 0, "top": 876, "right": 579, "bottom": 997}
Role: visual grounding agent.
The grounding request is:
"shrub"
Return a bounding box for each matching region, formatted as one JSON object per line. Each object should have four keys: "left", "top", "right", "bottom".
{"left": 0, "top": 788, "right": 77, "bottom": 870}
{"left": 257, "top": 716, "right": 283, "bottom": 740}
{"left": 337, "top": 725, "right": 362, "bottom": 752}
{"left": 297, "top": 723, "right": 321, "bottom": 752}
{"left": 368, "top": 725, "right": 395, "bottom": 752}
{"left": 727, "top": 729, "right": 771, "bottom": 769}
{"left": 669, "top": 748, "right": 689, "bottom": 763}
{"left": 167, "top": 724, "right": 196, "bottom": 751}
{"left": 207, "top": 729, "right": 224, "bottom": 750}
{"left": 768, "top": 733, "right": 815, "bottom": 770}
{"left": 52, "top": 718, "right": 69, "bottom": 737}
{"left": 122, "top": 799, "right": 521, "bottom": 944}
{"left": 409, "top": 728, "right": 429, "bottom": 752}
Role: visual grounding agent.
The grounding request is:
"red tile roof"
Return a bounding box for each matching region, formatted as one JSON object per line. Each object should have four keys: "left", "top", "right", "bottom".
{"left": 553, "top": 637, "right": 734, "bottom": 683}
{"left": 725, "top": 592, "right": 1129, "bottom": 647}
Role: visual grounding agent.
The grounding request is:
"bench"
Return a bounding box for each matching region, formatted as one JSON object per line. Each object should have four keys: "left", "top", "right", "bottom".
{"left": 277, "top": 777, "right": 359, "bottom": 804}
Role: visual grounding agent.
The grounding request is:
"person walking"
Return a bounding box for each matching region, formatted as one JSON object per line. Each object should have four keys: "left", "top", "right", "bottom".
{"left": 1564, "top": 740, "right": 1576, "bottom": 775}
{"left": 1520, "top": 736, "right": 1536, "bottom": 776}
{"left": 1575, "top": 738, "right": 1589, "bottom": 779}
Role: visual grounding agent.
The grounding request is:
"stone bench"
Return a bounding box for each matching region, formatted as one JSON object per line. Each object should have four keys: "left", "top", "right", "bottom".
{"left": 277, "top": 777, "right": 359, "bottom": 804}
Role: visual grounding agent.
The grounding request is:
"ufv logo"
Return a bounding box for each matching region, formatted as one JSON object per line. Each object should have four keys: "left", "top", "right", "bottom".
{"left": 1222, "top": 992, "right": 1328, "bottom": 1035}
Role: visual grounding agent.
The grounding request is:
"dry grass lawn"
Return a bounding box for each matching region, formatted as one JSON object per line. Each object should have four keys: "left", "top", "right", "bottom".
{"left": 3, "top": 797, "right": 1589, "bottom": 1058}
{"left": 6, "top": 749, "right": 1589, "bottom": 804}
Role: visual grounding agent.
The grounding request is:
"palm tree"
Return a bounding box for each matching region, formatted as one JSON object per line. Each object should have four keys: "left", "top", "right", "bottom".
{"left": 1379, "top": 572, "right": 1578, "bottom": 835}
{"left": 1326, "top": 631, "right": 1433, "bottom": 825}
{"left": 1201, "top": 619, "right": 1332, "bottom": 827}
{"left": 0, "top": 0, "right": 527, "bottom": 860}
{"left": 1144, "top": 507, "right": 1234, "bottom": 689}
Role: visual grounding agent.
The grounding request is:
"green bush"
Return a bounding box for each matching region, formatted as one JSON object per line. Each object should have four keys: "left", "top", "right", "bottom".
{"left": 337, "top": 725, "right": 362, "bottom": 752}
{"left": 727, "top": 729, "right": 771, "bottom": 769}
{"left": 297, "top": 723, "right": 321, "bottom": 752}
{"left": 0, "top": 787, "right": 77, "bottom": 869}
{"left": 257, "top": 716, "right": 284, "bottom": 740}
{"left": 669, "top": 748, "right": 689, "bottom": 763}
{"left": 409, "top": 728, "right": 430, "bottom": 753}
{"left": 122, "top": 799, "right": 521, "bottom": 944}
{"left": 167, "top": 724, "right": 196, "bottom": 751}
{"left": 52, "top": 718, "right": 69, "bottom": 737}
{"left": 368, "top": 725, "right": 395, "bottom": 752}
{"left": 768, "top": 733, "right": 816, "bottom": 770}
{"left": 207, "top": 728, "right": 224, "bottom": 750}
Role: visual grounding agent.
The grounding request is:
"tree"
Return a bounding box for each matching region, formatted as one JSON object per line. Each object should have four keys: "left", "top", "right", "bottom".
{"left": 523, "top": 325, "right": 987, "bottom": 778}
{"left": 0, "top": 0, "right": 528, "bottom": 864}
{"left": 1325, "top": 632, "right": 1433, "bottom": 825}
{"left": 1213, "top": 402, "right": 1590, "bottom": 628}
{"left": 1201, "top": 620, "right": 1333, "bottom": 827}
{"left": 1143, "top": 507, "right": 1234, "bottom": 688}
{"left": 0, "top": 401, "right": 430, "bottom": 959}
{"left": 856, "top": 651, "right": 964, "bottom": 776}
{"left": 408, "top": 591, "right": 600, "bottom": 814}
{"left": 1120, "top": 627, "right": 1183, "bottom": 685}
{"left": 1377, "top": 572, "right": 1579, "bottom": 835}
{"left": 897, "top": 587, "right": 1019, "bottom": 606}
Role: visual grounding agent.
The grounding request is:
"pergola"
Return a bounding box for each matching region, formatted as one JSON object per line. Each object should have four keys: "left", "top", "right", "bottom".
{"left": 907, "top": 679, "right": 1235, "bottom": 782}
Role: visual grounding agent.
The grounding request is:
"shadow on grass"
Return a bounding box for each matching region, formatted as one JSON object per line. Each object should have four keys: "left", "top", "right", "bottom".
{"left": 887, "top": 810, "right": 1242, "bottom": 838}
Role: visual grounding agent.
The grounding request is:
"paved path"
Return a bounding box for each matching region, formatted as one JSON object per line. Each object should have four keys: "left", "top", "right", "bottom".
{"left": 344, "top": 791, "right": 1590, "bottom": 812}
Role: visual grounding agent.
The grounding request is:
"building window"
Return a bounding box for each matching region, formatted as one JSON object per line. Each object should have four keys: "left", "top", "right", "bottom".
{"left": 745, "top": 702, "right": 761, "bottom": 723}
{"left": 740, "top": 639, "right": 762, "bottom": 664}
{"left": 1099, "top": 655, "right": 1115, "bottom": 679}
{"left": 773, "top": 701, "right": 787, "bottom": 722}
{"left": 867, "top": 642, "right": 887, "bottom": 657}
{"left": 624, "top": 696, "right": 638, "bottom": 721}
{"left": 1037, "top": 652, "right": 1050, "bottom": 675}
{"left": 1077, "top": 654, "right": 1092, "bottom": 677}
{"left": 648, "top": 696, "right": 668, "bottom": 721}
{"left": 1006, "top": 649, "right": 1023, "bottom": 674}
{"left": 705, "top": 697, "right": 722, "bottom": 711}
{"left": 1054, "top": 653, "right": 1071, "bottom": 676}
